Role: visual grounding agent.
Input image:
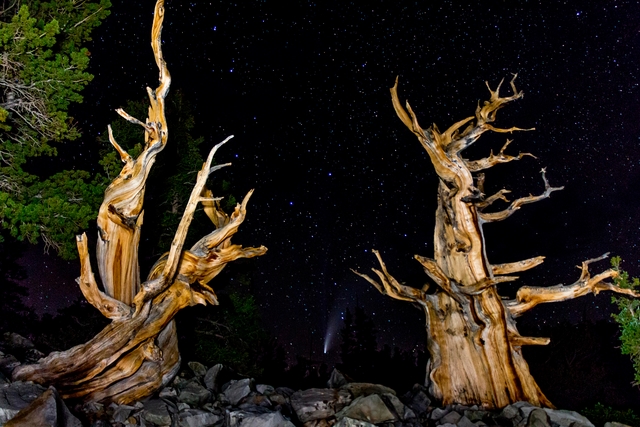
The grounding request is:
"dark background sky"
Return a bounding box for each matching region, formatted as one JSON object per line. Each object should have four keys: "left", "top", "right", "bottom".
{"left": 18, "top": 0, "right": 640, "bottom": 368}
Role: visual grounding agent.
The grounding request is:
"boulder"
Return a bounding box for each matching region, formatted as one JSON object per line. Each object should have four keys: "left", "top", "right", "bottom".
{"left": 379, "top": 393, "right": 407, "bottom": 420}
{"left": 439, "top": 409, "right": 462, "bottom": 425}
{"left": 291, "top": 388, "right": 352, "bottom": 423}
{"left": 0, "top": 354, "right": 20, "bottom": 378}
{"left": 178, "top": 381, "right": 211, "bottom": 406}
{"left": 334, "top": 417, "right": 376, "bottom": 427}
{"left": 3, "top": 333, "right": 34, "bottom": 351}
{"left": 327, "top": 369, "right": 348, "bottom": 388}
{"left": 340, "top": 383, "right": 395, "bottom": 398}
{"left": 526, "top": 408, "right": 551, "bottom": 427}
{"left": 228, "top": 408, "right": 294, "bottom": 427}
{"left": 4, "top": 386, "right": 81, "bottom": 427}
{"left": 257, "top": 384, "right": 276, "bottom": 395}
{"left": 224, "top": 378, "right": 255, "bottom": 406}
{"left": 188, "top": 361, "right": 208, "bottom": 379}
{"left": 515, "top": 405, "right": 595, "bottom": 427}
{"left": 457, "top": 415, "right": 478, "bottom": 427}
{"left": 203, "top": 363, "right": 233, "bottom": 392}
{"left": 177, "top": 408, "right": 223, "bottom": 427}
{"left": 401, "top": 385, "right": 430, "bottom": 417}
{"left": 142, "top": 398, "right": 172, "bottom": 426}
{"left": 0, "top": 381, "right": 47, "bottom": 424}
{"left": 335, "top": 394, "right": 396, "bottom": 424}
{"left": 429, "top": 406, "right": 450, "bottom": 421}
{"left": 111, "top": 403, "right": 135, "bottom": 423}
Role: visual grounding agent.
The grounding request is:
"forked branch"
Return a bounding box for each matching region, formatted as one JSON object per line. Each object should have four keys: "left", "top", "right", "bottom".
{"left": 478, "top": 169, "right": 563, "bottom": 223}
{"left": 466, "top": 139, "right": 536, "bottom": 172}
{"left": 352, "top": 250, "right": 426, "bottom": 303}
{"left": 506, "top": 254, "right": 640, "bottom": 317}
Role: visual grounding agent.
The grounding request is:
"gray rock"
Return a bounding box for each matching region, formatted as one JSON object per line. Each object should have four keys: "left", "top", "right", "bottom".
{"left": 291, "top": 388, "right": 351, "bottom": 423}
{"left": 335, "top": 394, "right": 396, "bottom": 424}
{"left": 178, "top": 381, "right": 212, "bottom": 406}
{"left": 439, "top": 424, "right": 457, "bottom": 427}
{"left": 500, "top": 403, "right": 520, "bottom": 420}
{"left": 228, "top": 409, "right": 294, "bottom": 427}
{"left": 23, "top": 349, "right": 45, "bottom": 364}
{"left": 111, "top": 403, "right": 135, "bottom": 423}
{"left": 203, "top": 364, "right": 224, "bottom": 392}
{"left": 276, "top": 387, "right": 296, "bottom": 397}
{"left": 159, "top": 386, "right": 178, "bottom": 399}
{"left": 3, "top": 386, "right": 81, "bottom": 427}
{"left": 224, "top": 378, "right": 255, "bottom": 406}
{"left": 403, "top": 389, "right": 430, "bottom": 417}
{"left": 457, "top": 415, "right": 477, "bottom": 427}
{"left": 142, "top": 398, "right": 172, "bottom": 426}
{"left": 430, "top": 407, "right": 450, "bottom": 421}
{"left": 526, "top": 409, "right": 551, "bottom": 427}
{"left": 0, "top": 381, "right": 47, "bottom": 424}
{"left": 257, "top": 384, "right": 276, "bottom": 395}
{"left": 380, "top": 393, "right": 406, "bottom": 420}
{"left": 334, "top": 417, "right": 376, "bottom": 427}
{"left": 0, "top": 371, "right": 8, "bottom": 385}
{"left": 327, "top": 368, "right": 348, "bottom": 388}
{"left": 440, "top": 410, "right": 462, "bottom": 425}
{"left": 270, "top": 393, "right": 289, "bottom": 406}
{"left": 178, "top": 408, "right": 222, "bottom": 427}
{"left": 188, "top": 361, "right": 208, "bottom": 378}
{"left": 240, "top": 391, "right": 272, "bottom": 408}
{"left": 464, "top": 410, "right": 489, "bottom": 422}
{"left": 0, "top": 354, "right": 20, "bottom": 378}
{"left": 3, "top": 333, "right": 34, "bottom": 350}
{"left": 340, "top": 383, "right": 395, "bottom": 398}
{"left": 541, "top": 408, "right": 594, "bottom": 427}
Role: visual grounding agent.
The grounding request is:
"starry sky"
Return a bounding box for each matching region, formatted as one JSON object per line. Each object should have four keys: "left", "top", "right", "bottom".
{"left": 19, "top": 0, "right": 640, "bottom": 364}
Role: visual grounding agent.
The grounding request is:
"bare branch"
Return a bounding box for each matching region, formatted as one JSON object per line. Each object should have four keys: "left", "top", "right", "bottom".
{"left": 506, "top": 254, "right": 640, "bottom": 317}
{"left": 352, "top": 249, "right": 425, "bottom": 303}
{"left": 478, "top": 169, "right": 563, "bottom": 223}
{"left": 492, "top": 256, "right": 545, "bottom": 275}
{"left": 75, "top": 233, "right": 132, "bottom": 320}
{"left": 466, "top": 139, "right": 536, "bottom": 172}
{"left": 134, "top": 137, "right": 232, "bottom": 309}
{"left": 107, "top": 125, "right": 133, "bottom": 164}
{"left": 475, "top": 189, "right": 511, "bottom": 210}
{"left": 509, "top": 334, "right": 550, "bottom": 347}
{"left": 446, "top": 74, "right": 532, "bottom": 154}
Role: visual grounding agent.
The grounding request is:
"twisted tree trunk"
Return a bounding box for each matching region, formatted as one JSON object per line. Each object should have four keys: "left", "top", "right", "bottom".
{"left": 12, "top": 0, "right": 266, "bottom": 405}
{"left": 354, "top": 76, "right": 640, "bottom": 409}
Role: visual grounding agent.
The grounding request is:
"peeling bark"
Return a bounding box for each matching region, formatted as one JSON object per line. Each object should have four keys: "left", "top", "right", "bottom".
{"left": 12, "top": 0, "right": 266, "bottom": 405}
{"left": 355, "top": 75, "right": 640, "bottom": 409}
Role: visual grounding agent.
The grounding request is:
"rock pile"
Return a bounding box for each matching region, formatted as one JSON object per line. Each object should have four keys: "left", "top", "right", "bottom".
{"left": 0, "top": 333, "right": 632, "bottom": 427}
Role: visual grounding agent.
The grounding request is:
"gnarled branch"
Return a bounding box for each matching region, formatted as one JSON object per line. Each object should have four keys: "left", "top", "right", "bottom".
{"left": 492, "top": 256, "right": 545, "bottom": 275}
{"left": 75, "top": 233, "right": 131, "bottom": 321}
{"left": 352, "top": 250, "right": 425, "bottom": 303}
{"left": 478, "top": 169, "right": 563, "bottom": 223}
{"left": 506, "top": 254, "right": 640, "bottom": 317}
{"left": 466, "top": 139, "right": 536, "bottom": 172}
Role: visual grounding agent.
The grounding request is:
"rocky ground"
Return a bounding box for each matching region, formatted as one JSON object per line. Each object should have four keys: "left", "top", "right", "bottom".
{"left": 0, "top": 332, "right": 632, "bottom": 427}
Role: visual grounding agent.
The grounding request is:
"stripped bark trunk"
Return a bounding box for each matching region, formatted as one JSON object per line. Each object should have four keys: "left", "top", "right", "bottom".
{"left": 354, "top": 76, "right": 640, "bottom": 409}
{"left": 11, "top": 0, "right": 266, "bottom": 404}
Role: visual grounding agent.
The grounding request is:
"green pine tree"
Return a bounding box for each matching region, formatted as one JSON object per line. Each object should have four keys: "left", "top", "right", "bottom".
{"left": 0, "top": 0, "right": 111, "bottom": 259}
{"left": 610, "top": 256, "right": 640, "bottom": 385}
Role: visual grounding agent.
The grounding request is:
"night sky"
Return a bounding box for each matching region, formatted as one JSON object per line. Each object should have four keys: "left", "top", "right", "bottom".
{"left": 18, "top": 0, "right": 640, "bottom": 365}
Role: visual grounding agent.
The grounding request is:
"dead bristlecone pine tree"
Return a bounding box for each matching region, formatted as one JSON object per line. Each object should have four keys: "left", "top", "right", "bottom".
{"left": 353, "top": 75, "right": 640, "bottom": 409}
{"left": 11, "top": 0, "right": 266, "bottom": 404}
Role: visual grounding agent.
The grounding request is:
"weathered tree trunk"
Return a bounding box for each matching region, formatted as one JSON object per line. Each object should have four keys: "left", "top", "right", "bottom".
{"left": 11, "top": 0, "right": 266, "bottom": 405}
{"left": 354, "top": 76, "right": 640, "bottom": 409}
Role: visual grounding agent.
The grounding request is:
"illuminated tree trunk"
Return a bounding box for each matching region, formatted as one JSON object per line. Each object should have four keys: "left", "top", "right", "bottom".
{"left": 354, "top": 76, "right": 639, "bottom": 409}
{"left": 11, "top": 0, "right": 266, "bottom": 404}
